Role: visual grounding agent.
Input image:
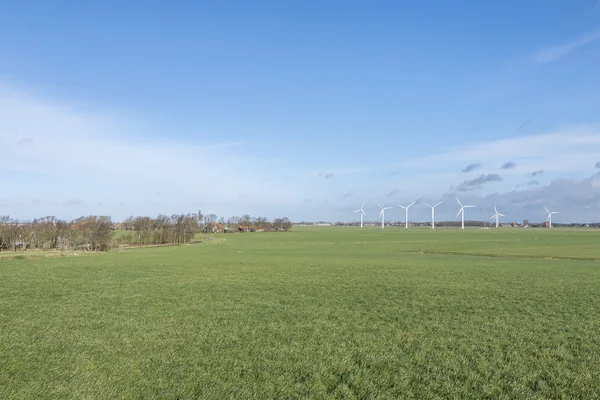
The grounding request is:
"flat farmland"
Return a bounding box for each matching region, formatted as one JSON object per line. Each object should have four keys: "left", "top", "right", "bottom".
{"left": 1, "top": 227, "right": 600, "bottom": 398}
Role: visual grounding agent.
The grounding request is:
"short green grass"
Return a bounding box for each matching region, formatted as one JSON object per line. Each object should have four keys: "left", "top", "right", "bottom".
{"left": 1, "top": 227, "right": 600, "bottom": 398}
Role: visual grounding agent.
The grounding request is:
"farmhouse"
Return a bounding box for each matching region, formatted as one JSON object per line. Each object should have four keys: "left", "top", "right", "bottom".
{"left": 204, "top": 222, "right": 224, "bottom": 233}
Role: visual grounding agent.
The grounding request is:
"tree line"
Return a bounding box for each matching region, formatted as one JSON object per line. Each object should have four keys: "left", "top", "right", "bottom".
{"left": 0, "top": 216, "right": 113, "bottom": 252}
{"left": 0, "top": 212, "right": 293, "bottom": 252}
{"left": 117, "top": 214, "right": 200, "bottom": 246}
{"left": 198, "top": 211, "right": 292, "bottom": 232}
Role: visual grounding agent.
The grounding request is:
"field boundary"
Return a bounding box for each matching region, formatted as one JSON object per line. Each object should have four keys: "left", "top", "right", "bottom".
{"left": 412, "top": 249, "right": 600, "bottom": 262}
{"left": 0, "top": 235, "right": 225, "bottom": 261}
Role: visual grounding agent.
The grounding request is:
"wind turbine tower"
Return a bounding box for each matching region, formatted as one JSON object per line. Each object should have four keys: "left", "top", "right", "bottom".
{"left": 490, "top": 205, "right": 505, "bottom": 228}
{"left": 424, "top": 201, "right": 443, "bottom": 230}
{"left": 353, "top": 202, "right": 366, "bottom": 228}
{"left": 398, "top": 201, "right": 416, "bottom": 229}
{"left": 377, "top": 203, "right": 392, "bottom": 229}
{"left": 456, "top": 197, "right": 475, "bottom": 230}
{"left": 544, "top": 207, "right": 559, "bottom": 228}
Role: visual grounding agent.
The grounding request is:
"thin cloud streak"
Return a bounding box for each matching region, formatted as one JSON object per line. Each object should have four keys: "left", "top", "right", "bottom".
{"left": 17, "top": 137, "right": 34, "bottom": 146}
{"left": 532, "top": 30, "right": 600, "bottom": 64}
{"left": 518, "top": 119, "right": 533, "bottom": 131}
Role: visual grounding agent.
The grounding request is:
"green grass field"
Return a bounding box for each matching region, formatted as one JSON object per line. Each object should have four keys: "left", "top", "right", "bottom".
{"left": 1, "top": 227, "right": 600, "bottom": 398}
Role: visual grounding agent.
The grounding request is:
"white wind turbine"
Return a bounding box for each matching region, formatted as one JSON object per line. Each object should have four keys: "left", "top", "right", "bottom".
{"left": 353, "top": 202, "right": 366, "bottom": 228}
{"left": 424, "top": 201, "right": 443, "bottom": 230}
{"left": 490, "top": 205, "right": 505, "bottom": 228}
{"left": 544, "top": 207, "right": 559, "bottom": 228}
{"left": 398, "top": 201, "right": 416, "bottom": 229}
{"left": 377, "top": 202, "right": 392, "bottom": 229}
{"left": 456, "top": 197, "right": 475, "bottom": 230}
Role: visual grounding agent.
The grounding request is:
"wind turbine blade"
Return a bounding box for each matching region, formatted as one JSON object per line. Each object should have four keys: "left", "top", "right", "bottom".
{"left": 434, "top": 201, "right": 443, "bottom": 207}
{"left": 398, "top": 205, "right": 406, "bottom": 209}
{"left": 544, "top": 207, "right": 550, "bottom": 213}
{"left": 361, "top": 210, "right": 366, "bottom": 216}
{"left": 489, "top": 215, "right": 496, "bottom": 220}
{"left": 494, "top": 205, "right": 498, "bottom": 214}
{"left": 377, "top": 202, "right": 382, "bottom": 209}
{"left": 498, "top": 213, "right": 505, "bottom": 217}
{"left": 424, "top": 203, "right": 432, "bottom": 208}
{"left": 464, "top": 205, "right": 475, "bottom": 208}
{"left": 379, "top": 210, "right": 383, "bottom": 217}
{"left": 456, "top": 209, "right": 462, "bottom": 219}
{"left": 456, "top": 197, "right": 463, "bottom": 207}
{"left": 408, "top": 201, "right": 416, "bottom": 208}
{"left": 546, "top": 214, "right": 551, "bottom": 222}
{"left": 361, "top": 201, "right": 365, "bottom": 209}
{"left": 384, "top": 207, "right": 393, "bottom": 210}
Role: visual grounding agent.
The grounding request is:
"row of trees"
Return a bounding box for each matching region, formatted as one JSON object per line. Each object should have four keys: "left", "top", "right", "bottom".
{"left": 0, "top": 214, "right": 201, "bottom": 252}
{"left": 198, "top": 212, "right": 292, "bottom": 232}
{"left": 118, "top": 214, "right": 200, "bottom": 246}
{"left": 0, "top": 212, "right": 294, "bottom": 252}
{"left": 0, "top": 216, "right": 113, "bottom": 252}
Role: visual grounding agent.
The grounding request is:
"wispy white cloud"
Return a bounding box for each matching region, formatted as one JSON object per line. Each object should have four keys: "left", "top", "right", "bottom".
{"left": 312, "top": 126, "right": 600, "bottom": 212}
{"left": 531, "top": 30, "right": 600, "bottom": 64}
{"left": 16, "top": 137, "right": 34, "bottom": 146}
{"left": 365, "top": 126, "right": 600, "bottom": 216}
{"left": 395, "top": 125, "right": 600, "bottom": 174}
{"left": 0, "top": 83, "right": 303, "bottom": 219}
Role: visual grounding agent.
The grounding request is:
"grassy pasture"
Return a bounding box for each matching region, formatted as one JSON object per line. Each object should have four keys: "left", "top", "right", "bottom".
{"left": 1, "top": 227, "right": 600, "bottom": 398}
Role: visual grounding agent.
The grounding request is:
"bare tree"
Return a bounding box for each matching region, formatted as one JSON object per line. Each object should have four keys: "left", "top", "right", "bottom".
{"left": 227, "top": 216, "right": 240, "bottom": 228}
{"left": 241, "top": 214, "right": 252, "bottom": 227}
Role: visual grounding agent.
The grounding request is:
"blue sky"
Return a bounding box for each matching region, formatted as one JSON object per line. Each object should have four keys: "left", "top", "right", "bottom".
{"left": 2, "top": 1, "right": 600, "bottom": 223}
